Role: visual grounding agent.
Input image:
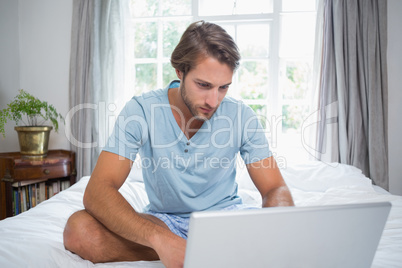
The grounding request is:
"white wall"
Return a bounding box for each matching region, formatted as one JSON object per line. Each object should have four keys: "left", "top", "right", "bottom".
{"left": 0, "top": 0, "right": 20, "bottom": 150}
{"left": 0, "top": 0, "right": 72, "bottom": 152}
{"left": 387, "top": 0, "right": 402, "bottom": 195}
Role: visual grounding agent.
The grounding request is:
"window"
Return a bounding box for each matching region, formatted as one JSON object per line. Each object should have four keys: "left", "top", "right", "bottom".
{"left": 129, "top": 0, "right": 317, "bottom": 163}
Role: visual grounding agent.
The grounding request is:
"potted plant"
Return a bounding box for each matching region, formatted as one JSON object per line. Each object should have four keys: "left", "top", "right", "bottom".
{"left": 0, "top": 89, "right": 64, "bottom": 158}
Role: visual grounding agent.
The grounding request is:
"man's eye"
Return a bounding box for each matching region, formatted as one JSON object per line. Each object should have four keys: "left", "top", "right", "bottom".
{"left": 198, "top": 82, "right": 210, "bottom": 88}
{"left": 220, "top": 85, "right": 229, "bottom": 90}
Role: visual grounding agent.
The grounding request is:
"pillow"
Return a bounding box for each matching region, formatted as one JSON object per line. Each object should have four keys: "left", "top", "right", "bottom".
{"left": 280, "top": 161, "right": 375, "bottom": 192}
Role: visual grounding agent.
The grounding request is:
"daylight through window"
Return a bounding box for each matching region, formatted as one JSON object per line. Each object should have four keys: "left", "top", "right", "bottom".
{"left": 129, "top": 0, "right": 317, "bottom": 163}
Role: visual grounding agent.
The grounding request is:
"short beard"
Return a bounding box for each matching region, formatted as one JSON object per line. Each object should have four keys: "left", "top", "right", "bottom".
{"left": 180, "top": 80, "right": 210, "bottom": 122}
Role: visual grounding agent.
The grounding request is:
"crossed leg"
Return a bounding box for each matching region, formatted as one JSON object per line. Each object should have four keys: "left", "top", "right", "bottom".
{"left": 63, "top": 210, "right": 170, "bottom": 263}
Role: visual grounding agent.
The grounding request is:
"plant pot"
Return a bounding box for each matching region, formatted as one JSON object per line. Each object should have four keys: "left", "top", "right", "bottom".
{"left": 14, "top": 126, "right": 53, "bottom": 158}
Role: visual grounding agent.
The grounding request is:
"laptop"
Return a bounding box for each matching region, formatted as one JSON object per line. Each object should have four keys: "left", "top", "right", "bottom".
{"left": 184, "top": 202, "right": 391, "bottom": 268}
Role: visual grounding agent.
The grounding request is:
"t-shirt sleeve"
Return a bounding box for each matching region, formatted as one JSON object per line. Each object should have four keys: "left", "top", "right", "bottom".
{"left": 102, "top": 98, "right": 148, "bottom": 161}
{"left": 239, "top": 104, "right": 272, "bottom": 164}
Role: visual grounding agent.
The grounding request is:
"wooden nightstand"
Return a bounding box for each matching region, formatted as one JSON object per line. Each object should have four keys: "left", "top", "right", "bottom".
{"left": 0, "top": 150, "right": 76, "bottom": 220}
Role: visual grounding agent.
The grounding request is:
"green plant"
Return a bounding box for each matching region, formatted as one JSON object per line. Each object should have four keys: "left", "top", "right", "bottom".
{"left": 0, "top": 89, "right": 64, "bottom": 138}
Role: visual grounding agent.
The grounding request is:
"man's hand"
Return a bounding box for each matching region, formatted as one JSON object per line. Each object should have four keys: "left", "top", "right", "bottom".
{"left": 247, "top": 156, "right": 294, "bottom": 207}
{"left": 152, "top": 232, "right": 187, "bottom": 268}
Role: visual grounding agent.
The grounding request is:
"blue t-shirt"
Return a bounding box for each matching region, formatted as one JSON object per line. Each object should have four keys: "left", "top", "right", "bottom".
{"left": 103, "top": 81, "right": 272, "bottom": 217}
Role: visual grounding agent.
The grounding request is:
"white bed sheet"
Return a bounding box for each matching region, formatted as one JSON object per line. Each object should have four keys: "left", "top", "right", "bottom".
{"left": 0, "top": 161, "right": 401, "bottom": 268}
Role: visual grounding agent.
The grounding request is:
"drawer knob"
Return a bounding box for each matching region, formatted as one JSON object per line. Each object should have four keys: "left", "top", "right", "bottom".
{"left": 43, "top": 169, "right": 50, "bottom": 175}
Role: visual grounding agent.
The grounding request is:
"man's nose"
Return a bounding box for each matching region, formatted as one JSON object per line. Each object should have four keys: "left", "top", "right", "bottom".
{"left": 205, "top": 88, "right": 219, "bottom": 108}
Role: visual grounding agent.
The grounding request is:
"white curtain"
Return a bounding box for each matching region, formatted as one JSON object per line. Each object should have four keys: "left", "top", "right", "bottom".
{"left": 68, "top": 0, "right": 132, "bottom": 179}
{"left": 313, "top": 0, "right": 388, "bottom": 189}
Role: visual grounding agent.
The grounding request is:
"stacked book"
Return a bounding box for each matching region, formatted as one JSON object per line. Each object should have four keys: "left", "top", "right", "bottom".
{"left": 11, "top": 179, "right": 71, "bottom": 216}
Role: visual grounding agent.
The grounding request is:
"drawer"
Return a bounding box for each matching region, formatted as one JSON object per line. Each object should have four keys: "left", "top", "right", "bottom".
{"left": 13, "top": 163, "right": 71, "bottom": 181}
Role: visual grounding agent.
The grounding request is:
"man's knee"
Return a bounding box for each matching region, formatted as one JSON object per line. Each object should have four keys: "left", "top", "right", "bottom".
{"left": 63, "top": 210, "right": 161, "bottom": 263}
{"left": 63, "top": 210, "right": 101, "bottom": 257}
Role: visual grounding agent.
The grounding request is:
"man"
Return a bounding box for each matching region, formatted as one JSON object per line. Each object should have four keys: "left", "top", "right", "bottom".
{"left": 63, "top": 21, "right": 294, "bottom": 268}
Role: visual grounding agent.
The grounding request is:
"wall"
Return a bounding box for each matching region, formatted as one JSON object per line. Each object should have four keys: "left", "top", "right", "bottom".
{"left": 0, "top": 0, "right": 20, "bottom": 151}
{"left": 387, "top": 0, "right": 402, "bottom": 195}
{"left": 0, "top": 0, "right": 72, "bottom": 152}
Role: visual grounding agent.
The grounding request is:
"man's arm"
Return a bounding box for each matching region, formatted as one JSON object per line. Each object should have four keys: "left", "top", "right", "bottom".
{"left": 246, "top": 156, "right": 294, "bottom": 207}
{"left": 84, "top": 151, "right": 185, "bottom": 267}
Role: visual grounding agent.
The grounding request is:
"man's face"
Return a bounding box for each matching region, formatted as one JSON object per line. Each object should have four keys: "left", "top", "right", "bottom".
{"left": 178, "top": 57, "right": 233, "bottom": 121}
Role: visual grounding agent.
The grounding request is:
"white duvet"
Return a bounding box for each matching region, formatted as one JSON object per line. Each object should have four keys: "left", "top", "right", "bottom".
{"left": 0, "top": 161, "right": 401, "bottom": 268}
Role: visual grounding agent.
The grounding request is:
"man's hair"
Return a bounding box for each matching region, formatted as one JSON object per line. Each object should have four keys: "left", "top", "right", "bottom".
{"left": 171, "top": 21, "right": 240, "bottom": 76}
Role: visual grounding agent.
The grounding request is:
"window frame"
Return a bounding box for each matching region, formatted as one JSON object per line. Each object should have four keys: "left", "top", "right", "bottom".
{"left": 130, "top": 0, "right": 317, "bottom": 160}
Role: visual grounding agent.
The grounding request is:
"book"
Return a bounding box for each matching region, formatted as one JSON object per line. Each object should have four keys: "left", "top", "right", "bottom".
{"left": 28, "top": 185, "right": 32, "bottom": 209}
{"left": 21, "top": 188, "right": 26, "bottom": 212}
{"left": 39, "top": 182, "right": 46, "bottom": 204}
{"left": 11, "top": 178, "right": 48, "bottom": 188}
{"left": 32, "top": 184, "right": 36, "bottom": 207}
{"left": 48, "top": 184, "right": 53, "bottom": 197}
{"left": 10, "top": 178, "right": 71, "bottom": 216}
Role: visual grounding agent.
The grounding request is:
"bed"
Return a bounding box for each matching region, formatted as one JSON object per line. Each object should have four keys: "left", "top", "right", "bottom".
{"left": 0, "top": 160, "right": 401, "bottom": 268}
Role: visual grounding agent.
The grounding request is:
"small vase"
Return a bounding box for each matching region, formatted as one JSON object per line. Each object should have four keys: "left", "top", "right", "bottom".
{"left": 14, "top": 126, "right": 53, "bottom": 158}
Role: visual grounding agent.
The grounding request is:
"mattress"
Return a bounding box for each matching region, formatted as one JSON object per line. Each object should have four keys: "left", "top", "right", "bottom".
{"left": 0, "top": 160, "right": 401, "bottom": 268}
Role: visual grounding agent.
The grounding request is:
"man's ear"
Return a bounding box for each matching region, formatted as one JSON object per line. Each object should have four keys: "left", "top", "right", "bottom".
{"left": 175, "top": 69, "right": 183, "bottom": 80}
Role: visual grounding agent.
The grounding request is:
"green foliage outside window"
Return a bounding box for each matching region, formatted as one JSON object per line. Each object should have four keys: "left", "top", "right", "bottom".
{"left": 282, "top": 62, "right": 312, "bottom": 131}
{"left": 134, "top": 22, "right": 158, "bottom": 58}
